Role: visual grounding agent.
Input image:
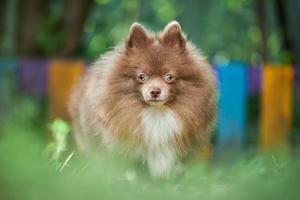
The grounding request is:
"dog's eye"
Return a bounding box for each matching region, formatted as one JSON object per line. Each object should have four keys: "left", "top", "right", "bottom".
{"left": 165, "top": 73, "right": 175, "bottom": 83}
{"left": 137, "top": 73, "right": 147, "bottom": 83}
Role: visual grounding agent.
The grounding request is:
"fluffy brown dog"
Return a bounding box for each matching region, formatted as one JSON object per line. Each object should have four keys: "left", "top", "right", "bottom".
{"left": 69, "top": 21, "right": 217, "bottom": 177}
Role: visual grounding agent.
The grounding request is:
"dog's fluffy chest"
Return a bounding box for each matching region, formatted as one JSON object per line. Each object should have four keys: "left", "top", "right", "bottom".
{"left": 139, "top": 106, "right": 183, "bottom": 176}
{"left": 140, "top": 106, "right": 182, "bottom": 148}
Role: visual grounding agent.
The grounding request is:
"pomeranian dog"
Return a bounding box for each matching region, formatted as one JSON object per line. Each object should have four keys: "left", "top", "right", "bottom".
{"left": 69, "top": 21, "right": 217, "bottom": 177}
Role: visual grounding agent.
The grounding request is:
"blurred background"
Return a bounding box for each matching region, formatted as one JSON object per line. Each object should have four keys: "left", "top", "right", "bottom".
{"left": 0, "top": 0, "right": 300, "bottom": 200}
{"left": 1, "top": 0, "right": 300, "bottom": 61}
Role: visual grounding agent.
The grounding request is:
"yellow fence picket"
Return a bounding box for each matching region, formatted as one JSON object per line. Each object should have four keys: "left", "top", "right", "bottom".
{"left": 261, "top": 65, "right": 294, "bottom": 149}
{"left": 49, "top": 60, "right": 85, "bottom": 120}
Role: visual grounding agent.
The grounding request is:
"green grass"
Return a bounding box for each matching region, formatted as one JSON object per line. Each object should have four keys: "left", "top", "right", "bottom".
{"left": 1, "top": 97, "right": 300, "bottom": 200}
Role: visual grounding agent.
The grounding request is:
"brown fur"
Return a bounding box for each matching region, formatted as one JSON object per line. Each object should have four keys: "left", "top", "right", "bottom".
{"left": 69, "top": 21, "right": 217, "bottom": 174}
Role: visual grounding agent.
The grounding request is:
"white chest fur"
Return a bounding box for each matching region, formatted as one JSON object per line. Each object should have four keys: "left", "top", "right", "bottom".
{"left": 140, "top": 106, "right": 183, "bottom": 177}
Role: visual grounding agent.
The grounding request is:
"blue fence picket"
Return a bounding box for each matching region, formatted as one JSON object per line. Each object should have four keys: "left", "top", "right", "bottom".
{"left": 216, "top": 61, "right": 248, "bottom": 151}
{"left": 0, "top": 58, "right": 17, "bottom": 95}
{"left": 19, "top": 59, "right": 49, "bottom": 95}
{"left": 0, "top": 58, "right": 18, "bottom": 105}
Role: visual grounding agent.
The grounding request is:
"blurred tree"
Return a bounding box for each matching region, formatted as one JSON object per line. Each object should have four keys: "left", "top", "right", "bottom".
{"left": 17, "top": 0, "right": 93, "bottom": 57}
{"left": 17, "top": 0, "right": 51, "bottom": 56}
{"left": 83, "top": 0, "right": 140, "bottom": 57}
{"left": 0, "top": 0, "right": 18, "bottom": 56}
{"left": 178, "top": 0, "right": 260, "bottom": 64}
{"left": 256, "top": 0, "right": 300, "bottom": 64}
{"left": 255, "top": 0, "right": 267, "bottom": 62}
{"left": 36, "top": 0, "right": 64, "bottom": 56}
{"left": 59, "top": 0, "right": 94, "bottom": 56}
{"left": 275, "top": 0, "right": 300, "bottom": 64}
{"left": 275, "top": 0, "right": 294, "bottom": 61}
{"left": 0, "top": 0, "right": 4, "bottom": 42}
{"left": 0, "top": 0, "right": 298, "bottom": 62}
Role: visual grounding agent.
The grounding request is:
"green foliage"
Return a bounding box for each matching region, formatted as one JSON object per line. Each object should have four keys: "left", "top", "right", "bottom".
{"left": 82, "top": 0, "right": 264, "bottom": 63}
{"left": 149, "top": 0, "right": 182, "bottom": 24}
{"left": 31, "top": 0, "right": 292, "bottom": 63}
{"left": 36, "top": 1, "right": 65, "bottom": 56}
{"left": 83, "top": 0, "right": 182, "bottom": 58}
{"left": 47, "top": 118, "right": 70, "bottom": 163}
{"left": 95, "top": 0, "right": 111, "bottom": 4}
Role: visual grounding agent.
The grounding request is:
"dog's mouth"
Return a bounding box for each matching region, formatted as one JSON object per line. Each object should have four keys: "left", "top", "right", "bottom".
{"left": 148, "top": 99, "right": 162, "bottom": 102}
{"left": 146, "top": 99, "right": 166, "bottom": 106}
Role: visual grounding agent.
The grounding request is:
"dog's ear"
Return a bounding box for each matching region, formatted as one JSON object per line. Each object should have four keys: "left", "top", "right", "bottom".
{"left": 160, "top": 21, "right": 186, "bottom": 49}
{"left": 126, "top": 23, "right": 151, "bottom": 49}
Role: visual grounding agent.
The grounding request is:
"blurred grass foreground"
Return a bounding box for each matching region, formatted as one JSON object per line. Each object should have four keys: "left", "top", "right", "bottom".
{"left": 0, "top": 96, "right": 299, "bottom": 200}
{"left": 0, "top": 61, "right": 298, "bottom": 199}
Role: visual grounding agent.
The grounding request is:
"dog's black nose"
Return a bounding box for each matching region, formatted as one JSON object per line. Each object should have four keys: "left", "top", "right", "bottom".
{"left": 150, "top": 88, "right": 161, "bottom": 98}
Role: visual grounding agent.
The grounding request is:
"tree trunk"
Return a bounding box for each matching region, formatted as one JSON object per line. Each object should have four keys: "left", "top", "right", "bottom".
{"left": 59, "top": 0, "right": 94, "bottom": 56}
{"left": 255, "top": 0, "right": 268, "bottom": 62}
{"left": 0, "top": 0, "right": 18, "bottom": 56}
{"left": 275, "top": 0, "right": 295, "bottom": 63}
{"left": 17, "top": 0, "right": 50, "bottom": 56}
{"left": 0, "top": 0, "right": 5, "bottom": 42}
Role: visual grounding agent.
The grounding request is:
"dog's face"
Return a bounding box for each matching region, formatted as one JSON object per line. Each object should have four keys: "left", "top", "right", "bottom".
{"left": 138, "top": 71, "right": 176, "bottom": 105}
{"left": 114, "top": 21, "right": 199, "bottom": 107}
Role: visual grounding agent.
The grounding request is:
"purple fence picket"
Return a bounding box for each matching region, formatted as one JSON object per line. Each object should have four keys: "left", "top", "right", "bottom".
{"left": 248, "top": 67, "right": 261, "bottom": 95}
{"left": 19, "top": 59, "right": 49, "bottom": 95}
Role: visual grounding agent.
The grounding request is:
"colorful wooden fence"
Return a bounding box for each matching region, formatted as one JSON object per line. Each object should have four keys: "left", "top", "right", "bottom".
{"left": 0, "top": 58, "right": 298, "bottom": 151}
{"left": 48, "top": 60, "right": 85, "bottom": 120}
{"left": 0, "top": 58, "right": 17, "bottom": 87}
{"left": 0, "top": 58, "right": 17, "bottom": 122}
{"left": 0, "top": 58, "right": 17, "bottom": 104}
{"left": 19, "top": 59, "right": 49, "bottom": 95}
{"left": 216, "top": 61, "right": 248, "bottom": 151}
{"left": 261, "top": 65, "right": 294, "bottom": 149}
{"left": 248, "top": 67, "right": 261, "bottom": 95}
